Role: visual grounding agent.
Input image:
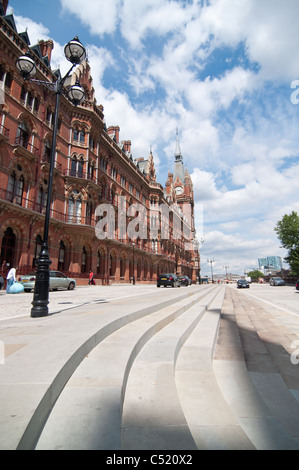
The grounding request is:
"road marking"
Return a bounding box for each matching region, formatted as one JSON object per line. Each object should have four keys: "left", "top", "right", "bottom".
{"left": 237, "top": 289, "right": 299, "bottom": 319}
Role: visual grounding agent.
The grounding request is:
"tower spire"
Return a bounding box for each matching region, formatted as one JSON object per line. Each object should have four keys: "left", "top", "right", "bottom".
{"left": 173, "top": 129, "right": 184, "bottom": 183}
{"left": 175, "top": 127, "right": 182, "bottom": 158}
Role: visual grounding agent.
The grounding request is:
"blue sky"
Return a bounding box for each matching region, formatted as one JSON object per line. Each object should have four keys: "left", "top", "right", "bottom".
{"left": 8, "top": 0, "right": 299, "bottom": 276}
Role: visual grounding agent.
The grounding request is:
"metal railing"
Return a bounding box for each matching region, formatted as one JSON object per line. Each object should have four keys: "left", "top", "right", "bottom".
{"left": 14, "top": 135, "right": 39, "bottom": 156}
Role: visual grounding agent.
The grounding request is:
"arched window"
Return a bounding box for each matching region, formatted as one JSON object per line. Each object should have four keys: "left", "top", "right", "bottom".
{"left": 20, "top": 84, "right": 27, "bottom": 102}
{"left": 120, "top": 256, "right": 126, "bottom": 278}
{"left": 73, "top": 128, "right": 79, "bottom": 141}
{"left": 109, "top": 253, "right": 116, "bottom": 277}
{"left": 82, "top": 246, "right": 87, "bottom": 273}
{"left": 70, "top": 155, "right": 84, "bottom": 178}
{"left": 70, "top": 155, "right": 77, "bottom": 176}
{"left": 86, "top": 196, "right": 93, "bottom": 225}
{"left": 58, "top": 241, "right": 66, "bottom": 271}
{"left": 16, "top": 121, "right": 30, "bottom": 149}
{"left": 33, "top": 235, "right": 43, "bottom": 267}
{"left": 0, "top": 227, "right": 16, "bottom": 268}
{"left": 44, "top": 139, "right": 51, "bottom": 163}
{"left": 4, "top": 71, "right": 12, "bottom": 90}
{"left": 79, "top": 130, "right": 85, "bottom": 144}
{"left": 7, "top": 168, "right": 24, "bottom": 205}
{"left": 37, "top": 186, "right": 47, "bottom": 212}
{"left": 97, "top": 250, "right": 101, "bottom": 275}
{"left": 78, "top": 157, "right": 84, "bottom": 177}
{"left": 33, "top": 96, "right": 40, "bottom": 114}
{"left": 68, "top": 190, "right": 82, "bottom": 223}
{"left": 0, "top": 67, "right": 12, "bottom": 91}
{"left": 88, "top": 160, "right": 95, "bottom": 181}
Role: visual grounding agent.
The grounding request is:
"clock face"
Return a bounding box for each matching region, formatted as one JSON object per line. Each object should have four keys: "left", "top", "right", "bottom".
{"left": 175, "top": 186, "right": 183, "bottom": 195}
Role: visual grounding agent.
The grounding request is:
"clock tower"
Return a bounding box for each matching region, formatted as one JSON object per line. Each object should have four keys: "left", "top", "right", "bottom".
{"left": 166, "top": 130, "right": 194, "bottom": 212}
{"left": 164, "top": 130, "right": 197, "bottom": 281}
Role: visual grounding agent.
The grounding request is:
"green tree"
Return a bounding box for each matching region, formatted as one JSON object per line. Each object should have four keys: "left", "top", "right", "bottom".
{"left": 247, "top": 270, "right": 264, "bottom": 281}
{"left": 274, "top": 211, "right": 299, "bottom": 275}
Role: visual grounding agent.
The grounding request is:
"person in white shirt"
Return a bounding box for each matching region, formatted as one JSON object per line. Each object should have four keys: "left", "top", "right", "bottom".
{"left": 6, "top": 267, "right": 17, "bottom": 293}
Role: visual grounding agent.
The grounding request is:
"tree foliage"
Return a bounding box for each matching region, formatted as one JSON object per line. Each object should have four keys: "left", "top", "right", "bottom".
{"left": 275, "top": 211, "right": 299, "bottom": 275}
{"left": 247, "top": 270, "right": 264, "bottom": 280}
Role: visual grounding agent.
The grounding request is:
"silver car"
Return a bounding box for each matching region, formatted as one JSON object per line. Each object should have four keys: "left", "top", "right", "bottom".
{"left": 18, "top": 271, "right": 76, "bottom": 292}
{"left": 269, "top": 277, "right": 285, "bottom": 286}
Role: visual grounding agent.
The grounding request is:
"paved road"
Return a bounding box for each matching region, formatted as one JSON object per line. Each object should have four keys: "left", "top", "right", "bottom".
{"left": 237, "top": 282, "right": 299, "bottom": 318}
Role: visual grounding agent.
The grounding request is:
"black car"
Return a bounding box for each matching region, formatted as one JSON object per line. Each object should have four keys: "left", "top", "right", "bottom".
{"left": 296, "top": 280, "right": 299, "bottom": 291}
{"left": 178, "top": 275, "right": 191, "bottom": 286}
{"left": 237, "top": 279, "right": 250, "bottom": 288}
{"left": 157, "top": 273, "right": 180, "bottom": 288}
{"left": 0, "top": 276, "right": 4, "bottom": 290}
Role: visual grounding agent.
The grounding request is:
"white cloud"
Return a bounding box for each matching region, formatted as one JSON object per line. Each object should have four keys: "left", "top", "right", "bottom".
{"left": 120, "top": 0, "right": 194, "bottom": 49}
{"left": 11, "top": 13, "right": 51, "bottom": 44}
{"left": 199, "top": 228, "right": 286, "bottom": 275}
{"left": 61, "top": 0, "right": 121, "bottom": 36}
{"left": 202, "top": 0, "right": 299, "bottom": 81}
{"left": 191, "top": 168, "right": 221, "bottom": 201}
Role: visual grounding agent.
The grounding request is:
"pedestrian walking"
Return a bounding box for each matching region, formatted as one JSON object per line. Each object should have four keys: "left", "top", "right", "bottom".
{"left": 6, "top": 266, "right": 18, "bottom": 293}
{"left": 88, "top": 270, "right": 95, "bottom": 285}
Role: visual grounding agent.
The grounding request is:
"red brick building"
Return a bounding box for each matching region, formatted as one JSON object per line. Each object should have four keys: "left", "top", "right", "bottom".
{"left": 0, "top": 1, "right": 199, "bottom": 285}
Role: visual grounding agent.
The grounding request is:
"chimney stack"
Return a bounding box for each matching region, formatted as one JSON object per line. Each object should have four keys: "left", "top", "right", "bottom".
{"left": 1, "top": 0, "right": 8, "bottom": 14}
{"left": 108, "top": 126, "right": 120, "bottom": 144}
{"left": 123, "top": 140, "right": 131, "bottom": 154}
{"left": 38, "top": 39, "right": 54, "bottom": 64}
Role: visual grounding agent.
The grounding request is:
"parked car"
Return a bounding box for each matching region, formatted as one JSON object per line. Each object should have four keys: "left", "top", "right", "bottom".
{"left": 157, "top": 273, "right": 180, "bottom": 288}
{"left": 0, "top": 276, "right": 4, "bottom": 290}
{"left": 237, "top": 279, "right": 250, "bottom": 288}
{"left": 296, "top": 280, "right": 299, "bottom": 291}
{"left": 178, "top": 275, "right": 192, "bottom": 286}
{"left": 18, "top": 271, "right": 76, "bottom": 292}
{"left": 269, "top": 277, "right": 285, "bottom": 286}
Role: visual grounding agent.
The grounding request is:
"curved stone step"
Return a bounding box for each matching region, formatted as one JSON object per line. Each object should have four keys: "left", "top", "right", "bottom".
{"left": 121, "top": 286, "right": 224, "bottom": 450}
{"left": 213, "top": 287, "right": 299, "bottom": 450}
{"left": 35, "top": 286, "right": 218, "bottom": 449}
{"left": 0, "top": 286, "right": 205, "bottom": 450}
{"left": 175, "top": 287, "right": 256, "bottom": 450}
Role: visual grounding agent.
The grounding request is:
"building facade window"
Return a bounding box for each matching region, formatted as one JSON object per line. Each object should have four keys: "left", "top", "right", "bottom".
{"left": 68, "top": 190, "right": 82, "bottom": 223}
{"left": 33, "top": 235, "right": 43, "bottom": 267}
{"left": 37, "top": 185, "right": 47, "bottom": 212}
{"left": 58, "top": 241, "right": 66, "bottom": 271}
{"left": 86, "top": 196, "right": 93, "bottom": 225}
{"left": 70, "top": 155, "right": 84, "bottom": 177}
{"left": 0, "top": 227, "right": 16, "bottom": 268}
{"left": 7, "top": 169, "right": 24, "bottom": 205}
{"left": 82, "top": 246, "right": 87, "bottom": 273}
{"left": 44, "top": 139, "right": 51, "bottom": 163}
{"left": 16, "top": 121, "right": 30, "bottom": 149}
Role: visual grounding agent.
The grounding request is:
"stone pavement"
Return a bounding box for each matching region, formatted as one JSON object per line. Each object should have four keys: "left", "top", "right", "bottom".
{"left": 0, "top": 283, "right": 298, "bottom": 450}
{"left": 0, "top": 283, "right": 147, "bottom": 320}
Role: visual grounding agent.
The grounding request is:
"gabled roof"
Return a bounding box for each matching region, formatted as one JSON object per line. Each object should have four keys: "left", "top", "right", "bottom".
{"left": 3, "top": 14, "right": 17, "bottom": 32}
{"left": 18, "top": 31, "right": 30, "bottom": 46}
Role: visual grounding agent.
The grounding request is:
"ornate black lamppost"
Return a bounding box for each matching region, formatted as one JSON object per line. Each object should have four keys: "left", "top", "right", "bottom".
{"left": 194, "top": 238, "right": 204, "bottom": 284}
{"left": 16, "top": 37, "right": 86, "bottom": 317}
{"left": 132, "top": 242, "right": 136, "bottom": 285}
{"left": 207, "top": 258, "right": 215, "bottom": 283}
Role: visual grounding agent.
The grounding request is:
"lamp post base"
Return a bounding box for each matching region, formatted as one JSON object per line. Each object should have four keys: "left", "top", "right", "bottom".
{"left": 31, "top": 244, "right": 51, "bottom": 318}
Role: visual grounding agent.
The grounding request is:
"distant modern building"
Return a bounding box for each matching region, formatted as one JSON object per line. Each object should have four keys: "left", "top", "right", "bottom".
{"left": 258, "top": 256, "right": 283, "bottom": 272}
